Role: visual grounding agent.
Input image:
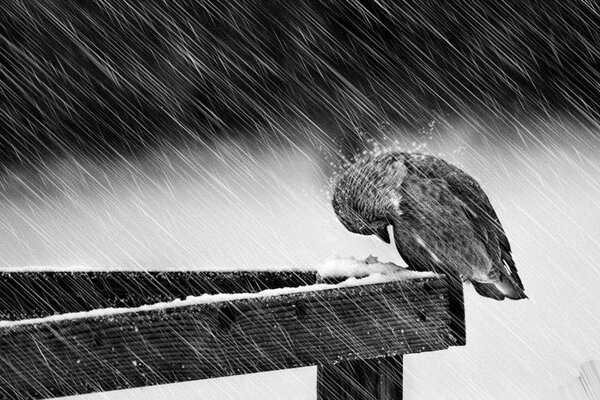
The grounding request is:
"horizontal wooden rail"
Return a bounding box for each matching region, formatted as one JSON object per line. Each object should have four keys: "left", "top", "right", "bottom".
{"left": 0, "top": 270, "right": 318, "bottom": 320}
{"left": 0, "top": 276, "right": 461, "bottom": 400}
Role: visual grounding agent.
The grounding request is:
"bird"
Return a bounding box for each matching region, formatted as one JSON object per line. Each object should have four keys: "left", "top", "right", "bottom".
{"left": 331, "top": 151, "right": 527, "bottom": 300}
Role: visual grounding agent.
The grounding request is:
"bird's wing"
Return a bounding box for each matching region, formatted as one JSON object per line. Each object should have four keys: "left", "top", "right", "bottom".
{"left": 403, "top": 153, "right": 525, "bottom": 292}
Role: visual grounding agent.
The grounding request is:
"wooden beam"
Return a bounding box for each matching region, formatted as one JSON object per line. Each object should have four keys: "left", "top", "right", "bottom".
{"left": 0, "top": 270, "right": 318, "bottom": 320}
{"left": 0, "top": 277, "right": 459, "bottom": 400}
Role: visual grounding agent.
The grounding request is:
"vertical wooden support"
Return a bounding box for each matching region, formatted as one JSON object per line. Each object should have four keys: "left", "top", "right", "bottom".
{"left": 447, "top": 273, "right": 466, "bottom": 346}
{"left": 316, "top": 356, "right": 403, "bottom": 400}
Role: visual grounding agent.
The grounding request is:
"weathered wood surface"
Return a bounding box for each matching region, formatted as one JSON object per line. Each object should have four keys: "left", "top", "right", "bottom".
{"left": 0, "top": 270, "right": 318, "bottom": 320}
{"left": 317, "top": 356, "right": 403, "bottom": 400}
{"left": 0, "top": 277, "right": 458, "bottom": 400}
{"left": 0, "top": 269, "right": 466, "bottom": 344}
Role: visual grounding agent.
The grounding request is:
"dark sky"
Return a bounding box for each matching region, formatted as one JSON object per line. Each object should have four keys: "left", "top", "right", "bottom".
{"left": 2, "top": 0, "right": 600, "bottom": 167}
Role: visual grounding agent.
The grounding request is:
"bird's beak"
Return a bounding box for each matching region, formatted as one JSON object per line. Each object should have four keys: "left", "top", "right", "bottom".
{"left": 374, "top": 225, "right": 391, "bottom": 244}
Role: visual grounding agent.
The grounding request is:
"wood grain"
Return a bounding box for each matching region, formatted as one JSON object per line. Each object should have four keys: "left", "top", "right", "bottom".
{"left": 0, "top": 270, "right": 318, "bottom": 320}
{"left": 0, "top": 277, "right": 458, "bottom": 400}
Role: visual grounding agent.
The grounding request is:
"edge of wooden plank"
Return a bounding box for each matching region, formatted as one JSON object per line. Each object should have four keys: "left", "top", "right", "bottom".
{"left": 0, "top": 276, "right": 457, "bottom": 400}
{"left": 0, "top": 270, "right": 319, "bottom": 320}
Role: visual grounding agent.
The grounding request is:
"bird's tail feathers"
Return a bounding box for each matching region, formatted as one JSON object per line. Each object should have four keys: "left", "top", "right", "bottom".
{"left": 472, "top": 272, "right": 528, "bottom": 301}
{"left": 496, "top": 271, "right": 528, "bottom": 300}
{"left": 502, "top": 257, "right": 525, "bottom": 292}
{"left": 472, "top": 281, "right": 506, "bottom": 300}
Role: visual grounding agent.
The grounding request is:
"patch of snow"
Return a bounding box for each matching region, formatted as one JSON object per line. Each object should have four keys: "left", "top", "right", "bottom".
{"left": 0, "top": 256, "right": 436, "bottom": 328}
{"left": 316, "top": 254, "right": 435, "bottom": 279}
{"left": 0, "top": 265, "right": 311, "bottom": 273}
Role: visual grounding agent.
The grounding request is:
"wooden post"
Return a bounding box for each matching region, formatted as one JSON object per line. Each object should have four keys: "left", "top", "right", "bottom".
{"left": 317, "top": 356, "right": 403, "bottom": 400}
{"left": 446, "top": 273, "right": 466, "bottom": 346}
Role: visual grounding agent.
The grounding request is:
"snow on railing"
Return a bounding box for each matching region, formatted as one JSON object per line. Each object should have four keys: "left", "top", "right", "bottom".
{"left": 0, "top": 256, "right": 464, "bottom": 400}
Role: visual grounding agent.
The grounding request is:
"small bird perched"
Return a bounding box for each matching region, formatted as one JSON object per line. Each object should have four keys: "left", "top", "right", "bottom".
{"left": 332, "top": 151, "right": 526, "bottom": 300}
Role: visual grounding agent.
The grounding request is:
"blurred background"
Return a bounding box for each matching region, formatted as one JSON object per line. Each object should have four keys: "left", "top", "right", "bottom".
{"left": 2, "top": 1, "right": 600, "bottom": 399}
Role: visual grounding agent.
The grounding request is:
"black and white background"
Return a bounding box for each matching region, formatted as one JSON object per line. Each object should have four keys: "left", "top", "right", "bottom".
{"left": 1, "top": 1, "right": 599, "bottom": 399}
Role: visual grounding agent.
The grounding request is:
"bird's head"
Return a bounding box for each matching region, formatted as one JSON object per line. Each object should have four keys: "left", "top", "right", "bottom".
{"left": 331, "top": 152, "right": 407, "bottom": 244}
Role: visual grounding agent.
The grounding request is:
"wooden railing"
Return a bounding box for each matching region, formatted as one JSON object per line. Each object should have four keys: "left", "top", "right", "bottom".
{"left": 0, "top": 270, "right": 465, "bottom": 400}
